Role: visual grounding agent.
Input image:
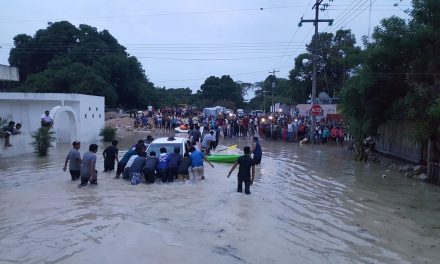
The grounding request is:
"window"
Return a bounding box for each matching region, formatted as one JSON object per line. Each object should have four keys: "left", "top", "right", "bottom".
{"left": 99, "top": 114, "right": 101, "bottom": 118}
{"left": 85, "top": 114, "right": 87, "bottom": 118}
{"left": 89, "top": 107, "right": 91, "bottom": 111}
{"left": 92, "top": 114, "right": 95, "bottom": 118}
{"left": 96, "top": 107, "right": 98, "bottom": 111}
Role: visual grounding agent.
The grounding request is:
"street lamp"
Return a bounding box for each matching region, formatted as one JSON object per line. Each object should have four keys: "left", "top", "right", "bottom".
{"left": 303, "top": 57, "right": 317, "bottom": 142}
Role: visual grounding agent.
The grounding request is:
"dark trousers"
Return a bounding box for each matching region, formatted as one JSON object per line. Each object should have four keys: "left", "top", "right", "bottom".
{"left": 116, "top": 161, "right": 127, "bottom": 176}
{"left": 157, "top": 168, "right": 167, "bottom": 181}
{"left": 80, "top": 176, "right": 89, "bottom": 186}
{"left": 165, "top": 166, "right": 177, "bottom": 183}
{"left": 104, "top": 158, "right": 115, "bottom": 172}
{"left": 142, "top": 168, "right": 156, "bottom": 183}
{"left": 70, "top": 170, "right": 80, "bottom": 181}
{"left": 123, "top": 167, "right": 130, "bottom": 180}
{"left": 237, "top": 175, "right": 251, "bottom": 194}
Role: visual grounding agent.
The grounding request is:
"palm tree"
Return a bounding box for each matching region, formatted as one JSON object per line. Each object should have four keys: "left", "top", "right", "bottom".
{"left": 341, "top": 83, "right": 377, "bottom": 161}
{"left": 31, "top": 127, "right": 56, "bottom": 156}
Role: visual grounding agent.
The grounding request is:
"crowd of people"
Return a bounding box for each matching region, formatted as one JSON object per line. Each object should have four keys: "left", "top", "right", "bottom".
{"left": 129, "top": 106, "right": 349, "bottom": 145}
{"left": 63, "top": 106, "right": 348, "bottom": 194}
{"left": 112, "top": 138, "right": 215, "bottom": 185}
{"left": 64, "top": 128, "right": 261, "bottom": 194}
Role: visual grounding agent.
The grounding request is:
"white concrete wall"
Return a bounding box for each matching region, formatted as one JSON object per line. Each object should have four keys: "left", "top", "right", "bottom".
{"left": 0, "top": 93, "right": 104, "bottom": 157}
{"left": 78, "top": 96, "right": 105, "bottom": 142}
{"left": 0, "top": 134, "right": 34, "bottom": 157}
{"left": 0, "top": 65, "right": 19, "bottom": 81}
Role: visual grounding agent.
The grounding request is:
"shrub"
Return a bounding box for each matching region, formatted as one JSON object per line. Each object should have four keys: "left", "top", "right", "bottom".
{"left": 100, "top": 126, "right": 116, "bottom": 142}
{"left": 31, "top": 127, "right": 56, "bottom": 156}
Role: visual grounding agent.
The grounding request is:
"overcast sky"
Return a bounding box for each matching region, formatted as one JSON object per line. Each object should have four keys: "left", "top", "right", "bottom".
{"left": 0, "top": 0, "right": 411, "bottom": 98}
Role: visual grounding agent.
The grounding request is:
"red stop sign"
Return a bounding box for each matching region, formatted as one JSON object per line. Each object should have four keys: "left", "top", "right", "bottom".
{"left": 310, "top": 104, "right": 322, "bottom": 116}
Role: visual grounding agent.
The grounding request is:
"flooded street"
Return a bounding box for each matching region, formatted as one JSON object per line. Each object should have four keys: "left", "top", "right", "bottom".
{"left": 1, "top": 132, "right": 440, "bottom": 264}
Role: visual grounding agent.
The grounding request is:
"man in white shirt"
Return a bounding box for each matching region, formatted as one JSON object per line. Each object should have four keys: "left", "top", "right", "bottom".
{"left": 41, "top": 110, "right": 53, "bottom": 128}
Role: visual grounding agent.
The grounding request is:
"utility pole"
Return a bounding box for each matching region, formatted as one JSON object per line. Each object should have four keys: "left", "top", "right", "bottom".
{"left": 299, "top": 0, "right": 333, "bottom": 142}
{"left": 269, "top": 69, "right": 279, "bottom": 113}
{"left": 263, "top": 91, "right": 266, "bottom": 114}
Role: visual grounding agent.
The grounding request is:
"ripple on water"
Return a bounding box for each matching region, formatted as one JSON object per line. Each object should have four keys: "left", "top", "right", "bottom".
{"left": 0, "top": 135, "right": 440, "bottom": 264}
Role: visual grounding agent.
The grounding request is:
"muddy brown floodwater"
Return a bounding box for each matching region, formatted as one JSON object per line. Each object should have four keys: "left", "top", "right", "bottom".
{"left": 1, "top": 131, "right": 440, "bottom": 264}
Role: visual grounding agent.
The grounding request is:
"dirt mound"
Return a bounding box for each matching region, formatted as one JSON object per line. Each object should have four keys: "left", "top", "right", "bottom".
{"left": 105, "top": 111, "right": 121, "bottom": 120}
{"left": 105, "top": 117, "right": 134, "bottom": 129}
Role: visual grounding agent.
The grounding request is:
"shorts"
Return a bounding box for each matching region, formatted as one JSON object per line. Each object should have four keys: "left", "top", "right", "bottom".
{"left": 130, "top": 172, "right": 141, "bottom": 185}
{"left": 177, "top": 173, "right": 190, "bottom": 181}
{"left": 191, "top": 166, "right": 204, "bottom": 182}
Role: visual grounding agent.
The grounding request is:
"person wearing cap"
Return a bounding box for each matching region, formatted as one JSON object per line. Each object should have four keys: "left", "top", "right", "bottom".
{"left": 63, "top": 141, "right": 82, "bottom": 181}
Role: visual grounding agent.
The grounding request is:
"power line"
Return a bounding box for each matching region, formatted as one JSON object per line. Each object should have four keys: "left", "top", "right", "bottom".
{"left": 328, "top": 0, "right": 368, "bottom": 32}
{"left": 0, "top": 5, "right": 321, "bottom": 24}
{"left": 337, "top": 0, "right": 378, "bottom": 31}
{"left": 323, "top": 0, "right": 362, "bottom": 32}
{"left": 137, "top": 54, "right": 302, "bottom": 61}
{"left": 153, "top": 64, "right": 293, "bottom": 84}
{"left": 1, "top": 3, "right": 399, "bottom": 24}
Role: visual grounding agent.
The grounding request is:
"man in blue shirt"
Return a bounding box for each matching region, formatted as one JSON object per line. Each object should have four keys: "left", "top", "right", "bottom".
{"left": 189, "top": 146, "right": 214, "bottom": 182}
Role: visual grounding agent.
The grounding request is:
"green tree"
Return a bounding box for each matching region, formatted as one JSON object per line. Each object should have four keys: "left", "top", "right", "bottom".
{"left": 198, "top": 75, "right": 244, "bottom": 108}
{"left": 7, "top": 21, "right": 153, "bottom": 108}
{"left": 341, "top": 0, "right": 440, "bottom": 160}
{"left": 288, "top": 29, "right": 361, "bottom": 103}
{"left": 31, "top": 127, "right": 56, "bottom": 157}
{"left": 153, "top": 87, "right": 195, "bottom": 107}
{"left": 19, "top": 57, "right": 118, "bottom": 106}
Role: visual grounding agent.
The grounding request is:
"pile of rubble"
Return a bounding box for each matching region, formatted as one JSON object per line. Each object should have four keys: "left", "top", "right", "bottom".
{"left": 378, "top": 157, "right": 428, "bottom": 181}
{"left": 104, "top": 111, "right": 138, "bottom": 131}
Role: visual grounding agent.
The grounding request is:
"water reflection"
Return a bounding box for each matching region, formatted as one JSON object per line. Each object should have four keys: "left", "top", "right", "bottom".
{"left": 0, "top": 131, "right": 439, "bottom": 263}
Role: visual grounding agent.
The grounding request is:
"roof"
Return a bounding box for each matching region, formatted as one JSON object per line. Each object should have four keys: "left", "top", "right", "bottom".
{"left": 0, "top": 92, "right": 104, "bottom": 101}
{"left": 150, "top": 137, "right": 188, "bottom": 144}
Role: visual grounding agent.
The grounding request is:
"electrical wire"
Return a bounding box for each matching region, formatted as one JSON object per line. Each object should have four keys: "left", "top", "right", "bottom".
{"left": 337, "top": 0, "right": 379, "bottom": 31}
{"left": 329, "top": 0, "right": 369, "bottom": 32}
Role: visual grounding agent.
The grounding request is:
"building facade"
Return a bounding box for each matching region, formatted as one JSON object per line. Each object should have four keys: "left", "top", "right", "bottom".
{"left": 0, "top": 93, "right": 105, "bottom": 157}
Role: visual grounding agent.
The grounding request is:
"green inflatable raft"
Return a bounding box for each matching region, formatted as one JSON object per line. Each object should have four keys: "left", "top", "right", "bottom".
{"left": 206, "top": 154, "right": 240, "bottom": 163}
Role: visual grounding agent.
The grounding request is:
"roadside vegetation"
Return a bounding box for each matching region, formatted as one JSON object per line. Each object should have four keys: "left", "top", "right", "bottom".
{"left": 0, "top": 0, "right": 438, "bottom": 161}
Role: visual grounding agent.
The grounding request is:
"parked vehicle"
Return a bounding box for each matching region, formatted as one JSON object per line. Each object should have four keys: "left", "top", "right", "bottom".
{"left": 146, "top": 137, "right": 190, "bottom": 155}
